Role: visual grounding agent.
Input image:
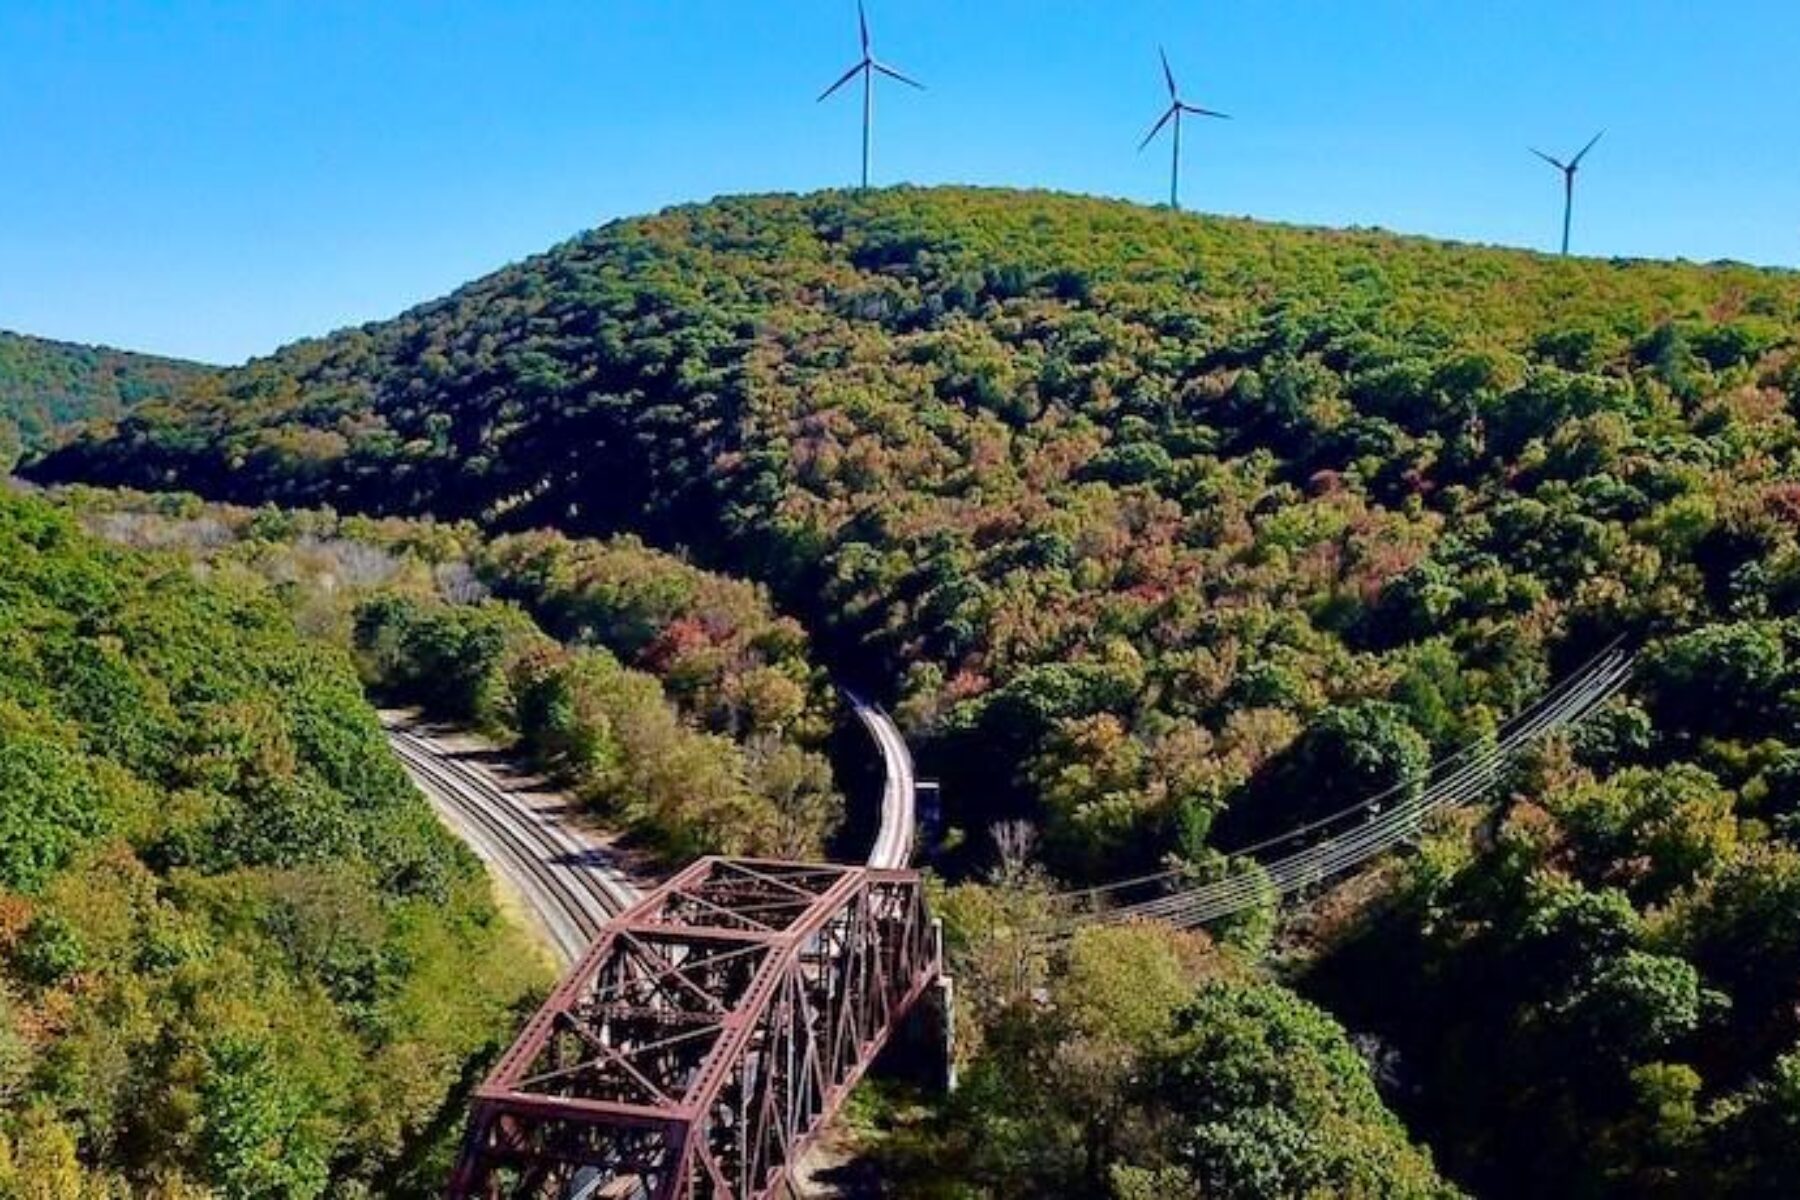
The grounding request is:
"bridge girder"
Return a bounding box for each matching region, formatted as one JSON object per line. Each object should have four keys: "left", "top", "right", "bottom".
{"left": 448, "top": 857, "right": 941, "bottom": 1199}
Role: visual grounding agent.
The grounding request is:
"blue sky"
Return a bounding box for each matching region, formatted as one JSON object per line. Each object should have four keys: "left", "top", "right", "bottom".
{"left": 2, "top": 1, "right": 1796, "bottom": 364}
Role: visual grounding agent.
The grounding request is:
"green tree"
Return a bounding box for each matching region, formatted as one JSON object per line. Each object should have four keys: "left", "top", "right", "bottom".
{"left": 1643, "top": 623, "right": 1789, "bottom": 742}
{"left": 1709, "top": 1049, "right": 1800, "bottom": 1197}
{"left": 1240, "top": 700, "right": 1429, "bottom": 839}
{"left": 1154, "top": 980, "right": 1455, "bottom": 1199}
{"left": 0, "top": 719, "right": 107, "bottom": 893}
{"left": 198, "top": 1035, "right": 332, "bottom": 1200}
{"left": 0, "top": 420, "right": 21, "bottom": 474}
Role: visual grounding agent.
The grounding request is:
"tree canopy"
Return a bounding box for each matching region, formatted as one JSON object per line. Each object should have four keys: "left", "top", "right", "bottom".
{"left": 0, "top": 488, "right": 539, "bottom": 1197}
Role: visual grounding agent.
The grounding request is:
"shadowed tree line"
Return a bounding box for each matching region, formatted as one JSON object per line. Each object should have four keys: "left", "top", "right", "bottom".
{"left": 0, "top": 332, "right": 213, "bottom": 470}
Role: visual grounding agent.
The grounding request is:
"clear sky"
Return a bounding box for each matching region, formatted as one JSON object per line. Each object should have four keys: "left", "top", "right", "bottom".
{"left": 3, "top": 1, "right": 1797, "bottom": 364}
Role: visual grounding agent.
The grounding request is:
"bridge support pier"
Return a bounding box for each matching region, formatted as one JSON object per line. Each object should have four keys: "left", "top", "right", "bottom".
{"left": 874, "top": 920, "right": 956, "bottom": 1096}
{"left": 933, "top": 972, "right": 956, "bottom": 1094}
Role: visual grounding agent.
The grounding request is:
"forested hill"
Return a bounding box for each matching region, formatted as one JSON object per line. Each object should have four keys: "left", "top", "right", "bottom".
{"left": 33, "top": 187, "right": 1800, "bottom": 850}
{"left": 28, "top": 188, "right": 1800, "bottom": 1195}
{"left": 0, "top": 331, "right": 213, "bottom": 465}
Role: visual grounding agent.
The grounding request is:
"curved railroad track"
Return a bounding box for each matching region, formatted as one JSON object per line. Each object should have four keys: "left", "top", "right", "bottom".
{"left": 387, "top": 690, "right": 919, "bottom": 967}
{"left": 392, "top": 644, "right": 1628, "bottom": 957}
{"left": 844, "top": 688, "right": 917, "bottom": 869}
{"left": 385, "top": 719, "right": 641, "bottom": 965}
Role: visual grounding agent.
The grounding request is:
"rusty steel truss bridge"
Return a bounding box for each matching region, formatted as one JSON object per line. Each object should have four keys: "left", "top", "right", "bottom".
{"left": 448, "top": 857, "right": 941, "bottom": 1199}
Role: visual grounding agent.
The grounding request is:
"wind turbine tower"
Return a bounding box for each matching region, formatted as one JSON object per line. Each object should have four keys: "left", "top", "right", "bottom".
{"left": 818, "top": 1, "right": 923, "bottom": 190}
{"left": 1139, "top": 46, "right": 1229, "bottom": 210}
{"left": 1531, "top": 131, "right": 1604, "bottom": 255}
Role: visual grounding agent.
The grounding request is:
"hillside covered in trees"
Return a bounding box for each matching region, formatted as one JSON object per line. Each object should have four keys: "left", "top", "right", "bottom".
{"left": 29, "top": 187, "right": 1800, "bottom": 1195}
{"left": 0, "top": 487, "right": 538, "bottom": 1195}
{"left": 60, "top": 488, "right": 846, "bottom": 863}
{"left": 0, "top": 332, "right": 212, "bottom": 467}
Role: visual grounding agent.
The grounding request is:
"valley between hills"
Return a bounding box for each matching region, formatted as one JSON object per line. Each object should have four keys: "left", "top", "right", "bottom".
{"left": 4, "top": 187, "right": 1800, "bottom": 1197}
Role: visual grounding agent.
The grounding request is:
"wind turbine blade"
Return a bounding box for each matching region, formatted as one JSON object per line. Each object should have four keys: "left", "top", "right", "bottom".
{"left": 817, "top": 61, "right": 864, "bottom": 102}
{"left": 1530, "top": 147, "right": 1567, "bottom": 170}
{"left": 1181, "top": 103, "right": 1230, "bottom": 119}
{"left": 1159, "top": 45, "right": 1177, "bottom": 98}
{"left": 1571, "top": 129, "right": 1604, "bottom": 167}
{"left": 858, "top": 0, "right": 870, "bottom": 54}
{"left": 1138, "top": 105, "right": 1176, "bottom": 151}
{"left": 874, "top": 61, "right": 924, "bottom": 89}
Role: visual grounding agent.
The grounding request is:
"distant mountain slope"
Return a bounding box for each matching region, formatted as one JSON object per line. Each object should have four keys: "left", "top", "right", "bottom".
{"left": 0, "top": 330, "right": 213, "bottom": 463}
{"left": 31, "top": 189, "right": 1800, "bottom": 535}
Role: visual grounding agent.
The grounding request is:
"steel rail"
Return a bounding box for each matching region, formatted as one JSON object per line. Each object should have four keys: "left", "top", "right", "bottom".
{"left": 389, "top": 730, "right": 616, "bottom": 917}
{"left": 1060, "top": 640, "right": 1628, "bottom": 903}
{"left": 844, "top": 688, "right": 917, "bottom": 869}
{"left": 1226, "top": 643, "right": 1630, "bottom": 857}
{"left": 389, "top": 733, "right": 603, "bottom": 957}
{"left": 1101, "top": 650, "right": 1625, "bottom": 920}
{"left": 390, "top": 727, "right": 641, "bottom": 916}
{"left": 1114, "top": 657, "right": 1623, "bottom": 922}
{"left": 388, "top": 728, "right": 637, "bottom": 964}
{"left": 1120, "top": 666, "right": 1628, "bottom": 928}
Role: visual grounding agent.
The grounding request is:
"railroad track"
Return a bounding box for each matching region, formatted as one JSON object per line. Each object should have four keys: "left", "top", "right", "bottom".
{"left": 844, "top": 689, "right": 916, "bottom": 869}
{"left": 387, "top": 684, "right": 921, "bottom": 971}
{"left": 385, "top": 720, "right": 640, "bottom": 965}
{"left": 391, "top": 643, "right": 1627, "bottom": 952}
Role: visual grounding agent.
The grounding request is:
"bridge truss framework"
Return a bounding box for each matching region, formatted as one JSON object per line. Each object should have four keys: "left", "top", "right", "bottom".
{"left": 448, "top": 856, "right": 941, "bottom": 1199}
